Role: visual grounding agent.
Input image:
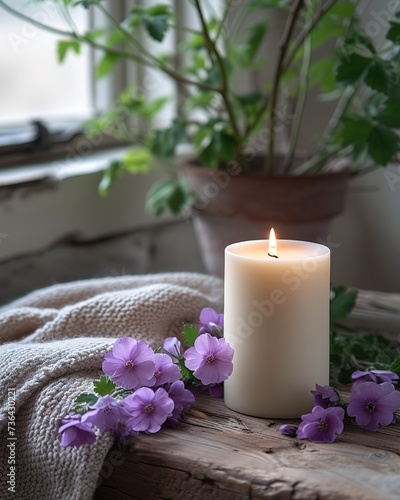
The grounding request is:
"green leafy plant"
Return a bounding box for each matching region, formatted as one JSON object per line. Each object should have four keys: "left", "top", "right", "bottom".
{"left": 2, "top": 0, "right": 400, "bottom": 214}
{"left": 330, "top": 285, "right": 400, "bottom": 383}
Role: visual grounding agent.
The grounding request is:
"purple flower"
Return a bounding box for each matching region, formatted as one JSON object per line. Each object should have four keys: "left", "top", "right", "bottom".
{"left": 102, "top": 337, "right": 156, "bottom": 390}
{"left": 199, "top": 307, "right": 224, "bottom": 336}
{"left": 166, "top": 380, "right": 195, "bottom": 427}
{"left": 351, "top": 370, "right": 399, "bottom": 386}
{"left": 162, "top": 337, "right": 182, "bottom": 363}
{"left": 148, "top": 353, "right": 181, "bottom": 387}
{"left": 297, "top": 406, "right": 344, "bottom": 443}
{"left": 82, "top": 395, "right": 128, "bottom": 432}
{"left": 310, "top": 384, "right": 339, "bottom": 409}
{"left": 183, "top": 333, "right": 234, "bottom": 385}
{"left": 124, "top": 387, "right": 174, "bottom": 433}
{"left": 347, "top": 381, "right": 400, "bottom": 431}
{"left": 279, "top": 424, "right": 298, "bottom": 437}
{"left": 59, "top": 414, "right": 96, "bottom": 447}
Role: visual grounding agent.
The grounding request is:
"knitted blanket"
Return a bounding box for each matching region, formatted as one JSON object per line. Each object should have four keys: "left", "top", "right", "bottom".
{"left": 0, "top": 272, "right": 223, "bottom": 500}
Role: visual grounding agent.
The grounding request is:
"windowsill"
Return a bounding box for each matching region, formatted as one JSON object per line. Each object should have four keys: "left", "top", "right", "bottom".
{"left": 0, "top": 146, "right": 130, "bottom": 187}
{"left": 0, "top": 147, "right": 182, "bottom": 263}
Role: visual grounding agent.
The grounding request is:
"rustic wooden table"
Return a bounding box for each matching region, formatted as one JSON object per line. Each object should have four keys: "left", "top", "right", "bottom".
{"left": 94, "top": 290, "right": 400, "bottom": 500}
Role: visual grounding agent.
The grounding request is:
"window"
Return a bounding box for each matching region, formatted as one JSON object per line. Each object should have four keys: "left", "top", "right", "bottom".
{"left": 0, "top": 1, "right": 215, "bottom": 166}
{"left": 0, "top": 1, "right": 92, "bottom": 127}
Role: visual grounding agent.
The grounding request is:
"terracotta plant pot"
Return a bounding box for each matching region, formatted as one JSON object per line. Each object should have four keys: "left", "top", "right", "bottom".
{"left": 182, "top": 158, "right": 349, "bottom": 277}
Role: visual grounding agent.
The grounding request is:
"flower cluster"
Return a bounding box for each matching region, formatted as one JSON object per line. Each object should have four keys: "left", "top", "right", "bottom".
{"left": 59, "top": 308, "right": 233, "bottom": 447}
{"left": 280, "top": 370, "right": 400, "bottom": 443}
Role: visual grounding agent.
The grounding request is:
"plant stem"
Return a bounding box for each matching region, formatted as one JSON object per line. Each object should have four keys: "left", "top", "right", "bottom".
{"left": 193, "top": 0, "right": 245, "bottom": 169}
{"left": 267, "top": 0, "right": 304, "bottom": 175}
{"left": 323, "top": 86, "right": 355, "bottom": 140}
{"left": 283, "top": 29, "right": 312, "bottom": 173}
{"left": 283, "top": 0, "right": 338, "bottom": 71}
{"left": 213, "top": 1, "right": 231, "bottom": 44}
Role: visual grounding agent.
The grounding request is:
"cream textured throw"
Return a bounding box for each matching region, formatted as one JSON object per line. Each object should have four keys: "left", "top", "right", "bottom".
{"left": 0, "top": 272, "right": 223, "bottom": 500}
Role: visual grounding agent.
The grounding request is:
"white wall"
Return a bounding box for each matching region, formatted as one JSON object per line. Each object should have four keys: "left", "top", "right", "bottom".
{"left": 331, "top": 165, "right": 400, "bottom": 293}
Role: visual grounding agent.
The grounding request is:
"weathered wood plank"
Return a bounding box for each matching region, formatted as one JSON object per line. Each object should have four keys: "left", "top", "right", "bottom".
{"left": 347, "top": 289, "right": 400, "bottom": 335}
{"left": 94, "top": 393, "right": 400, "bottom": 500}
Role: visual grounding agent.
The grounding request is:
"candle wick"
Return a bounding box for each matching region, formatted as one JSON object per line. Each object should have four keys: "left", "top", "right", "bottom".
{"left": 268, "top": 253, "right": 278, "bottom": 259}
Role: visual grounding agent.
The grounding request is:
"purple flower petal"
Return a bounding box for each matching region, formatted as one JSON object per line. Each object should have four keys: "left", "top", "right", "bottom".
{"left": 166, "top": 380, "right": 195, "bottom": 427}
{"left": 352, "top": 370, "right": 399, "bottom": 385}
{"left": 184, "top": 333, "right": 233, "bottom": 385}
{"left": 124, "top": 387, "right": 175, "bottom": 434}
{"left": 199, "top": 308, "right": 224, "bottom": 336}
{"left": 102, "top": 337, "right": 156, "bottom": 390}
{"left": 148, "top": 353, "right": 181, "bottom": 387}
{"left": 279, "top": 424, "right": 298, "bottom": 437}
{"left": 59, "top": 414, "right": 96, "bottom": 447}
{"left": 82, "top": 395, "right": 127, "bottom": 433}
{"left": 310, "top": 384, "right": 339, "bottom": 408}
{"left": 162, "top": 337, "right": 182, "bottom": 363}
{"left": 297, "top": 406, "right": 344, "bottom": 443}
{"left": 347, "top": 381, "right": 400, "bottom": 432}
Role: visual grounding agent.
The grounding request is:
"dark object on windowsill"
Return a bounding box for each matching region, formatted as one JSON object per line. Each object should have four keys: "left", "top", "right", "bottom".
{"left": 0, "top": 120, "right": 125, "bottom": 169}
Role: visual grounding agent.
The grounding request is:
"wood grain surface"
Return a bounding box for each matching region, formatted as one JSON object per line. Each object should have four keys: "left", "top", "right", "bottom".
{"left": 94, "top": 392, "right": 400, "bottom": 500}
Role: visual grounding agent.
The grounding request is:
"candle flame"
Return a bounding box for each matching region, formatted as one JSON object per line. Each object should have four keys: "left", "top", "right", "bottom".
{"left": 268, "top": 228, "right": 278, "bottom": 258}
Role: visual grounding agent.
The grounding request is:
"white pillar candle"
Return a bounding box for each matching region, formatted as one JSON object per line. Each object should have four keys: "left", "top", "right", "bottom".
{"left": 224, "top": 234, "right": 330, "bottom": 418}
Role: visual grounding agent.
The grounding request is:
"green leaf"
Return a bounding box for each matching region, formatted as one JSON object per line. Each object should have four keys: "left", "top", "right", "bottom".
{"left": 219, "top": 131, "right": 238, "bottom": 162}
{"left": 122, "top": 148, "right": 152, "bottom": 173}
{"left": 309, "top": 58, "right": 337, "bottom": 93}
{"left": 98, "top": 161, "right": 123, "bottom": 196}
{"left": 390, "top": 356, "right": 400, "bottom": 376}
{"left": 338, "top": 116, "right": 372, "bottom": 159}
{"left": 199, "top": 134, "right": 221, "bottom": 167}
{"left": 364, "top": 59, "right": 392, "bottom": 93}
{"left": 145, "top": 177, "right": 194, "bottom": 216}
{"left": 93, "top": 375, "right": 116, "bottom": 396}
{"left": 179, "top": 33, "right": 204, "bottom": 51}
{"left": 178, "top": 357, "right": 195, "bottom": 383}
{"left": 186, "top": 92, "right": 215, "bottom": 111}
{"left": 84, "top": 28, "right": 104, "bottom": 42}
{"left": 244, "top": 21, "right": 267, "bottom": 62}
{"left": 117, "top": 87, "right": 169, "bottom": 118}
{"left": 330, "top": 285, "right": 358, "bottom": 322}
{"left": 183, "top": 324, "right": 200, "bottom": 347}
{"left": 57, "top": 39, "right": 80, "bottom": 63}
{"left": 367, "top": 124, "right": 400, "bottom": 165}
{"left": 130, "top": 4, "right": 172, "bottom": 42}
{"left": 144, "top": 14, "right": 169, "bottom": 42}
{"left": 346, "top": 31, "right": 376, "bottom": 55}
{"left": 335, "top": 53, "right": 372, "bottom": 86}
{"left": 74, "top": 393, "right": 98, "bottom": 405}
{"left": 107, "top": 28, "right": 127, "bottom": 47}
{"left": 150, "top": 118, "right": 187, "bottom": 159}
{"left": 96, "top": 53, "right": 120, "bottom": 78}
{"left": 145, "top": 178, "right": 176, "bottom": 216}
{"left": 327, "top": 1, "right": 356, "bottom": 18}
{"left": 376, "top": 96, "right": 400, "bottom": 128}
{"left": 136, "top": 97, "right": 169, "bottom": 118}
{"left": 386, "top": 21, "right": 400, "bottom": 44}
{"left": 167, "top": 179, "right": 195, "bottom": 214}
